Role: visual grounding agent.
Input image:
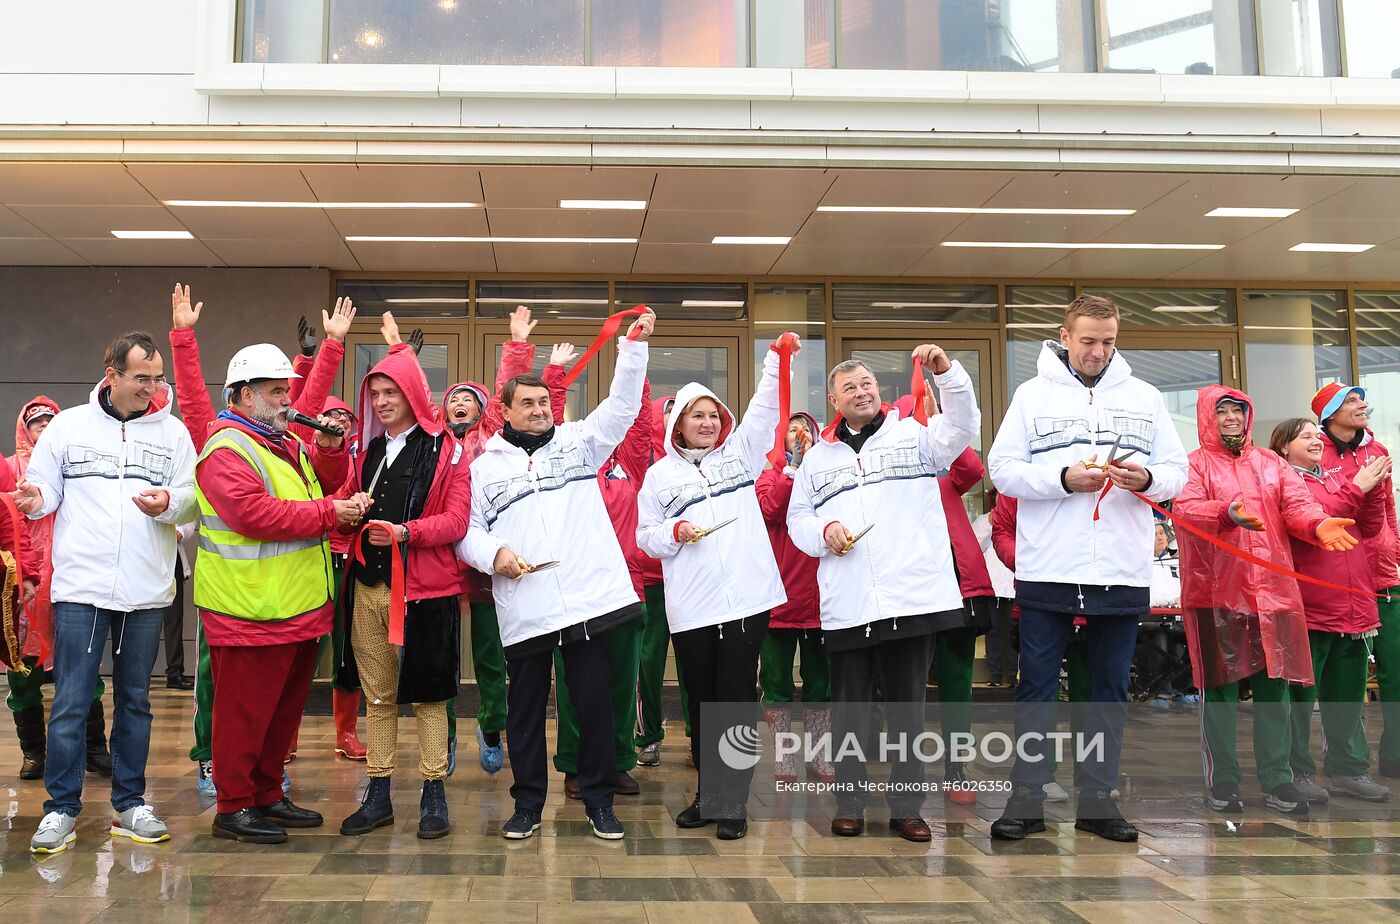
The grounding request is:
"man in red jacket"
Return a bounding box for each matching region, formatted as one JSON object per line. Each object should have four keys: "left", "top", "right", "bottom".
{"left": 195, "top": 343, "right": 358, "bottom": 844}
{"left": 1314, "top": 383, "right": 1400, "bottom": 777}
{"left": 338, "top": 313, "right": 471, "bottom": 841}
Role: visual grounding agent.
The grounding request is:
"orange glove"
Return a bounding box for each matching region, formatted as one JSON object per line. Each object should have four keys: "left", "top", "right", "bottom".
{"left": 1228, "top": 501, "right": 1265, "bottom": 531}
{"left": 1316, "top": 517, "right": 1359, "bottom": 552}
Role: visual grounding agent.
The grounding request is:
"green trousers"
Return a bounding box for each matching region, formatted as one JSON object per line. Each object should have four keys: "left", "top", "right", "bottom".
{"left": 635, "top": 583, "right": 690, "bottom": 746}
{"left": 1368, "top": 589, "right": 1400, "bottom": 766}
{"left": 1202, "top": 671, "right": 1293, "bottom": 790}
{"left": 553, "top": 617, "right": 642, "bottom": 774}
{"left": 469, "top": 602, "right": 508, "bottom": 737}
{"left": 190, "top": 620, "right": 214, "bottom": 762}
{"left": 933, "top": 625, "right": 977, "bottom": 738}
{"left": 1291, "top": 631, "right": 1371, "bottom": 779}
{"left": 7, "top": 659, "right": 104, "bottom": 712}
{"left": 758, "top": 628, "right": 830, "bottom": 705}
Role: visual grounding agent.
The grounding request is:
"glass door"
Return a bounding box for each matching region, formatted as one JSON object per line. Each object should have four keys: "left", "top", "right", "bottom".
{"left": 1115, "top": 333, "right": 1239, "bottom": 453}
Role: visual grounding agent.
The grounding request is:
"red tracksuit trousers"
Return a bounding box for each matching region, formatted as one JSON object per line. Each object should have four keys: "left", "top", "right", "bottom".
{"left": 208, "top": 639, "right": 320, "bottom": 814}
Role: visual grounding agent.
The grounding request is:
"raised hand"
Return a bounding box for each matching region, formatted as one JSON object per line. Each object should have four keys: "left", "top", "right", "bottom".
{"left": 323, "top": 297, "right": 356, "bottom": 343}
{"left": 406, "top": 328, "right": 425, "bottom": 355}
{"left": 297, "top": 315, "right": 318, "bottom": 357}
{"left": 549, "top": 342, "right": 579, "bottom": 367}
{"left": 509, "top": 306, "right": 537, "bottom": 343}
{"left": 912, "top": 344, "right": 951, "bottom": 375}
{"left": 772, "top": 332, "right": 802, "bottom": 354}
{"left": 172, "top": 284, "right": 202, "bottom": 330}
{"left": 380, "top": 311, "right": 401, "bottom": 346}
{"left": 1354, "top": 456, "right": 1393, "bottom": 494}
{"left": 625, "top": 309, "right": 655, "bottom": 343}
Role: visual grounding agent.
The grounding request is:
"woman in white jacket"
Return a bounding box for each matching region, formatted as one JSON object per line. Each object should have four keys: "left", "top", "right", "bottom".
{"left": 636, "top": 334, "right": 797, "bottom": 840}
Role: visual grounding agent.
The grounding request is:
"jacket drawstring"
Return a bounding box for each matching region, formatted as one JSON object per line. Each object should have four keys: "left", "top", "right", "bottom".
{"left": 718, "top": 623, "right": 723, "bottom": 640}
{"left": 86, "top": 612, "right": 99, "bottom": 654}
{"left": 865, "top": 624, "right": 871, "bottom": 638}
{"left": 1077, "top": 584, "right": 1085, "bottom": 610}
{"left": 583, "top": 622, "right": 590, "bottom": 642}
{"left": 892, "top": 616, "right": 898, "bottom": 631}
{"left": 114, "top": 615, "right": 127, "bottom": 655}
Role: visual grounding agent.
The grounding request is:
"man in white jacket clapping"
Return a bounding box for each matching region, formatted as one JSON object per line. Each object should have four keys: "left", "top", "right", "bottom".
{"left": 458, "top": 309, "right": 654, "bottom": 843}
{"left": 787, "top": 344, "right": 980, "bottom": 842}
{"left": 13, "top": 331, "right": 198, "bottom": 855}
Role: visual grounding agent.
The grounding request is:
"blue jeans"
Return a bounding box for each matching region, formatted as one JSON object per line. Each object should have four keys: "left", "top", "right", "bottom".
{"left": 45, "top": 603, "right": 163, "bottom": 817}
{"left": 1009, "top": 607, "right": 1139, "bottom": 799}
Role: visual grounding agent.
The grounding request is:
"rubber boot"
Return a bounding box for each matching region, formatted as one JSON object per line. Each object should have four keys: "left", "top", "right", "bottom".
{"left": 85, "top": 700, "right": 112, "bottom": 777}
{"left": 804, "top": 707, "right": 835, "bottom": 784}
{"left": 764, "top": 706, "right": 796, "bottom": 784}
{"left": 14, "top": 706, "right": 45, "bottom": 780}
{"left": 333, "top": 689, "right": 367, "bottom": 761}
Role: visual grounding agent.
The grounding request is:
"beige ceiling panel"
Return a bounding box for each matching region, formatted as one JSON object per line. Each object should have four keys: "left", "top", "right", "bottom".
{"left": 0, "top": 163, "right": 158, "bottom": 206}
{"left": 171, "top": 206, "right": 343, "bottom": 241}
{"left": 905, "top": 245, "right": 1065, "bottom": 278}
{"left": 819, "top": 169, "right": 1010, "bottom": 208}
{"left": 1295, "top": 247, "right": 1400, "bottom": 284}
{"left": 631, "top": 243, "right": 784, "bottom": 275}
{"left": 791, "top": 211, "right": 965, "bottom": 248}
{"left": 322, "top": 207, "right": 491, "bottom": 238}
{"left": 0, "top": 237, "right": 86, "bottom": 265}
{"left": 484, "top": 208, "right": 645, "bottom": 238}
{"left": 492, "top": 243, "right": 638, "bottom": 275}
{"left": 125, "top": 163, "right": 318, "bottom": 202}
{"left": 1160, "top": 248, "right": 1347, "bottom": 281}
{"left": 641, "top": 210, "right": 809, "bottom": 244}
{"left": 8, "top": 205, "right": 183, "bottom": 239}
{"left": 1102, "top": 211, "right": 1276, "bottom": 245}
{"left": 202, "top": 238, "right": 362, "bottom": 271}
{"left": 0, "top": 205, "right": 43, "bottom": 237}
{"left": 649, "top": 167, "right": 833, "bottom": 212}
{"left": 300, "top": 164, "right": 485, "bottom": 203}
{"left": 480, "top": 166, "right": 656, "bottom": 209}
{"left": 62, "top": 237, "right": 224, "bottom": 267}
{"left": 1135, "top": 173, "right": 1356, "bottom": 218}
{"left": 983, "top": 172, "right": 1189, "bottom": 211}
{"left": 769, "top": 244, "right": 930, "bottom": 276}
{"left": 1303, "top": 176, "right": 1400, "bottom": 221}
{"left": 346, "top": 241, "right": 497, "bottom": 273}
{"left": 1041, "top": 249, "right": 1225, "bottom": 280}
{"left": 944, "top": 213, "right": 1135, "bottom": 242}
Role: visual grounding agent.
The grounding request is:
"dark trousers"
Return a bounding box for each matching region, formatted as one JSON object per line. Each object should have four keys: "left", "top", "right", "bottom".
{"left": 985, "top": 597, "right": 1016, "bottom": 681}
{"left": 163, "top": 566, "right": 186, "bottom": 679}
{"left": 208, "top": 639, "right": 319, "bottom": 814}
{"left": 671, "top": 612, "right": 769, "bottom": 815}
{"left": 1009, "top": 607, "right": 1139, "bottom": 799}
{"left": 829, "top": 630, "right": 936, "bottom": 819}
{"left": 505, "top": 631, "right": 614, "bottom": 813}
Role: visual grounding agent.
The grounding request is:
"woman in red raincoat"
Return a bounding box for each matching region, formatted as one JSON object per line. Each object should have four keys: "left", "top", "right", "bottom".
{"left": 1174, "top": 385, "right": 1357, "bottom": 817}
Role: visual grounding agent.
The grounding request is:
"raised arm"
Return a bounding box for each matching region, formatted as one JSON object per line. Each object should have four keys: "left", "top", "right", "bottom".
{"left": 291, "top": 298, "right": 354, "bottom": 418}
{"left": 916, "top": 351, "right": 980, "bottom": 473}
{"left": 614, "top": 377, "right": 653, "bottom": 485}
{"left": 480, "top": 310, "right": 541, "bottom": 441}
{"left": 577, "top": 314, "right": 652, "bottom": 467}
{"left": 169, "top": 283, "right": 216, "bottom": 451}
{"left": 729, "top": 340, "right": 792, "bottom": 472}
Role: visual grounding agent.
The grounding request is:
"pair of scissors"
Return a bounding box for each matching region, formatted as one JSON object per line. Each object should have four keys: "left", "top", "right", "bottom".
{"left": 842, "top": 523, "right": 875, "bottom": 553}
{"left": 514, "top": 559, "right": 560, "bottom": 578}
{"left": 1083, "top": 435, "right": 1122, "bottom": 471}
{"left": 686, "top": 517, "right": 737, "bottom": 544}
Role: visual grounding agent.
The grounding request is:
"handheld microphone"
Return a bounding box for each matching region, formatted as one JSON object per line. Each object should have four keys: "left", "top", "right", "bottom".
{"left": 287, "top": 409, "right": 345, "bottom": 437}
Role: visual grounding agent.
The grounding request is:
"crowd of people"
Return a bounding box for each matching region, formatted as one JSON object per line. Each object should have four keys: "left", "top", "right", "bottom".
{"left": 2, "top": 290, "right": 1396, "bottom": 857}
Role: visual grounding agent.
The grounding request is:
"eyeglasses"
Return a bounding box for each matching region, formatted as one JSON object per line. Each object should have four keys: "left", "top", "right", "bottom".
{"left": 326, "top": 411, "right": 353, "bottom": 421}
{"left": 114, "top": 369, "right": 167, "bottom": 388}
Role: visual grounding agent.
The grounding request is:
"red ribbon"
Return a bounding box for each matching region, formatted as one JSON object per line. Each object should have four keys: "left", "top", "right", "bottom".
{"left": 561, "top": 305, "right": 650, "bottom": 388}
{"left": 353, "top": 522, "right": 408, "bottom": 646}
{"left": 910, "top": 358, "right": 929, "bottom": 425}
{"left": 766, "top": 333, "right": 798, "bottom": 469}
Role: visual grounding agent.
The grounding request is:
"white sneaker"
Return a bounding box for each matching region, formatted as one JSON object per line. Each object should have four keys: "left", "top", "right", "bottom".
{"left": 1043, "top": 780, "right": 1070, "bottom": 802}
{"left": 31, "top": 811, "right": 77, "bottom": 854}
{"left": 111, "top": 805, "right": 170, "bottom": 844}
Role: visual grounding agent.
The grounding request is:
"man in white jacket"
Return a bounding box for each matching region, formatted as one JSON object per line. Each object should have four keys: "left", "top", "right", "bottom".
{"left": 987, "top": 295, "right": 1188, "bottom": 844}
{"left": 13, "top": 331, "right": 198, "bottom": 855}
{"left": 787, "top": 344, "right": 980, "bottom": 842}
{"left": 458, "top": 310, "right": 653, "bottom": 842}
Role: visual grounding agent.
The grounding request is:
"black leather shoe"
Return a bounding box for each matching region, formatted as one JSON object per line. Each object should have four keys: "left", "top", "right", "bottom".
{"left": 1074, "top": 796, "right": 1138, "bottom": 843}
{"left": 418, "top": 779, "right": 450, "bottom": 840}
{"left": 716, "top": 817, "right": 748, "bottom": 840}
{"left": 256, "top": 797, "right": 324, "bottom": 828}
{"left": 675, "top": 795, "right": 714, "bottom": 829}
{"left": 991, "top": 786, "right": 1046, "bottom": 841}
{"left": 341, "top": 776, "right": 394, "bottom": 836}
{"left": 166, "top": 675, "right": 195, "bottom": 691}
{"left": 213, "top": 808, "right": 287, "bottom": 844}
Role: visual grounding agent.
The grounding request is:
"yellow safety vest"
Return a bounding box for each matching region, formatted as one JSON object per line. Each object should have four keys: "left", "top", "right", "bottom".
{"left": 194, "top": 428, "right": 333, "bottom": 622}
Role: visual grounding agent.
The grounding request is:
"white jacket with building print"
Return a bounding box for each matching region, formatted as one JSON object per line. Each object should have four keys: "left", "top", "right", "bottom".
{"left": 987, "top": 340, "right": 1189, "bottom": 589}
{"left": 635, "top": 347, "right": 787, "bottom": 634}
{"left": 21, "top": 381, "right": 197, "bottom": 611}
{"left": 786, "top": 360, "right": 980, "bottom": 633}
{"left": 457, "top": 337, "right": 648, "bottom": 650}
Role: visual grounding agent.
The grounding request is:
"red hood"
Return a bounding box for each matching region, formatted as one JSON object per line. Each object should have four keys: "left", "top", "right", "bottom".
{"left": 820, "top": 403, "right": 898, "bottom": 443}
{"left": 650, "top": 395, "right": 675, "bottom": 459}
{"left": 1196, "top": 384, "right": 1254, "bottom": 455}
{"left": 443, "top": 380, "right": 490, "bottom": 430}
{"left": 13, "top": 395, "right": 60, "bottom": 460}
{"left": 323, "top": 396, "right": 354, "bottom": 418}
{"left": 664, "top": 384, "right": 734, "bottom": 459}
{"left": 355, "top": 343, "right": 444, "bottom": 448}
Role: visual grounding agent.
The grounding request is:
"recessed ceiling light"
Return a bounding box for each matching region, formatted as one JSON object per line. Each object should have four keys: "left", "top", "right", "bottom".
{"left": 818, "top": 205, "right": 1135, "bottom": 216}
{"left": 559, "top": 199, "right": 647, "bottom": 210}
{"left": 346, "top": 236, "right": 637, "bottom": 244}
{"left": 1289, "top": 242, "right": 1374, "bottom": 253}
{"left": 681, "top": 300, "right": 746, "bottom": 308}
{"left": 869, "top": 301, "right": 997, "bottom": 309}
{"left": 166, "top": 200, "right": 480, "bottom": 209}
{"left": 1206, "top": 207, "right": 1299, "bottom": 218}
{"left": 476, "top": 297, "right": 611, "bottom": 305}
{"left": 111, "top": 229, "right": 192, "bottom": 239}
{"left": 712, "top": 236, "right": 791, "bottom": 245}
{"left": 1152, "top": 305, "right": 1222, "bottom": 313}
{"left": 940, "top": 241, "right": 1223, "bottom": 250}
{"left": 383, "top": 298, "right": 469, "bottom": 305}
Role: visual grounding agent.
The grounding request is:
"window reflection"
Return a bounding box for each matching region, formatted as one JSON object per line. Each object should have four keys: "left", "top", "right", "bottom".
{"left": 1103, "top": 0, "right": 1256, "bottom": 75}
{"left": 1258, "top": 0, "right": 1340, "bottom": 77}
{"left": 1341, "top": 0, "right": 1400, "bottom": 78}
{"left": 327, "top": 0, "right": 585, "bottom": 65}
{"left": 591, "top": 0, "right": 746, "bottom": 67}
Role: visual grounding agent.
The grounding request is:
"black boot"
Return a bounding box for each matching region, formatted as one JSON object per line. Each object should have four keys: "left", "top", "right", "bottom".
{"left": 85, "top": 700, "right": 112, "bottom": 777}
{"left": 340, "top": 777, "right": 394, "bottom": 836}
{"left": 13, "top": 706, "right": 45, "bottom": 780}
{"left": 1074, "top": 791, "right": 1139, "bottom": 842}
{"left": 418, "top": 779, "right": 450, "bottom": 840}
{"left": 990, "top": 784, "right": 1047, "bottom": 841}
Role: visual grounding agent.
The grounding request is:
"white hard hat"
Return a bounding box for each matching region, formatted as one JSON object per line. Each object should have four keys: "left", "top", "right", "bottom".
{"left": 225, "top": 343, "right": 302, "bottom": 388}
